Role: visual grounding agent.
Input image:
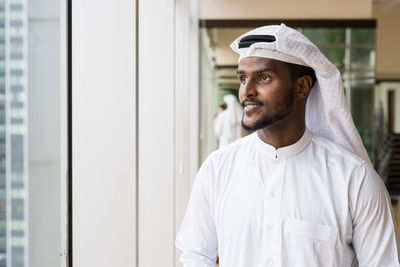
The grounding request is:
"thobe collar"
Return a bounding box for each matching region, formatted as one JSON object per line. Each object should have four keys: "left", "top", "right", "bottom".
{"left": 255, "top": 128, "right": 312, "bottom": 161}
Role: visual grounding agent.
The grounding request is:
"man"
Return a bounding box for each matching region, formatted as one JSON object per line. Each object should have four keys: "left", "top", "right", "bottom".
{"left": 214, "top": 94, "right": 243, "bottom": 148}
{"left": 176, "top": 24, "right": 400, "bottom": 267}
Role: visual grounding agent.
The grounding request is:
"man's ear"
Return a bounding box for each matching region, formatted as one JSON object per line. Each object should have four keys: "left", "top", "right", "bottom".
{"left": 296, "top": 75, "right": 312, "bottom": 99}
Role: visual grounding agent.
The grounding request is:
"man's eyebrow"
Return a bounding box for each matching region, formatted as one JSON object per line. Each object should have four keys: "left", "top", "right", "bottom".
{"left": 255, "top": 67, "right": 276, "bottom": 74}
{"left": 236, "top": 67, "right": 276, "bottom": 75}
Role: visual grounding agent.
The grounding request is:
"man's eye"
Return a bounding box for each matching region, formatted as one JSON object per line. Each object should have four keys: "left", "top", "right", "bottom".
{"left": 260, "top": 75, "right": 270, "bottom": 82}
{"left": 239, "top": 76, "right": 247, "bottom": 83}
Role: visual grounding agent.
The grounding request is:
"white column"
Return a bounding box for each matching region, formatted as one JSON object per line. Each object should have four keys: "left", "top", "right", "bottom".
{"left": 138, "top": 1, "right": 175, "bottom": 266}
{"left": 138, "top": 0, "right": 199, "bottom": 266}
{"left": 71, "top": 0, "right": 136, "bottom": 266}
{"left": 174, "top": 0, "right": 199, "bottom": 265}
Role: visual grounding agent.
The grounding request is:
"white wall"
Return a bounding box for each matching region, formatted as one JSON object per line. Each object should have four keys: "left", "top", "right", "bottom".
{"left": 28, "top": 0, "right": 62, "bottom": 265}
{"left": 72, "top": 0, "right": 136, "bottom": 266}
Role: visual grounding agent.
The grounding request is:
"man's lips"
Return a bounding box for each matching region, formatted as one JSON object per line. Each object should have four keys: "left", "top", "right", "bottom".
{"left": 242, "top": 100, "right": 263, "bottom": 113}
{"left": 244, "top": 104, "right": 259, "bottom": 112}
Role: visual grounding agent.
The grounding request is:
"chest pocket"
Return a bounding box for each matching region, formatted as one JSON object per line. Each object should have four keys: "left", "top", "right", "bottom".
{"left": 282, "top": 218, "right": 338, "bottom": 267}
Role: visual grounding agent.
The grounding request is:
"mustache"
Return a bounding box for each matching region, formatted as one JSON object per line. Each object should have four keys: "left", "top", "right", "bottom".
{"left": 241, "top": 98, "right": 264, "bottom": 107}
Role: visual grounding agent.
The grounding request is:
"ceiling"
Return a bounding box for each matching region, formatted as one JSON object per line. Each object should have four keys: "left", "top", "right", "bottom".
{"left": 373, "top": 0, "right": 400, "bottom": 12}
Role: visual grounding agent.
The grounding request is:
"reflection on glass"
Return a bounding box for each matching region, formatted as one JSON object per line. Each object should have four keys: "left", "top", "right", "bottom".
{"left": 0, "top": 0, "right": 28, "bottom": 266}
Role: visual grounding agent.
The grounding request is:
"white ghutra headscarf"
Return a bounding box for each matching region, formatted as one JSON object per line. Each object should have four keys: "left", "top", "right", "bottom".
{"left": 230, "top": 23, "right": 371, "bottom": 164}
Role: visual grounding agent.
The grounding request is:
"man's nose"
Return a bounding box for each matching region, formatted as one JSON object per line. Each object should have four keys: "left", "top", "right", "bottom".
{"left": 242, "top": 80, "right": 257, "bottom": 98}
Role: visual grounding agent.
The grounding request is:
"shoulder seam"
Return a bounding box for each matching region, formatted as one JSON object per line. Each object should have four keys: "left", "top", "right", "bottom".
{"left": 311, "top": 135, "right": 365, "bottom": 164}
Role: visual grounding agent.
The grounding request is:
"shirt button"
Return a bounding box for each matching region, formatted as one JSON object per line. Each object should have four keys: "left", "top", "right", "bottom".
{"left": 270, "top": 190, "right": 277, "bottom": 197}
{"left": 268, "top": 259, "right": 274, "bottom": 265}
{"left": 272, "top": 159, "right": 279, "bottom": 165}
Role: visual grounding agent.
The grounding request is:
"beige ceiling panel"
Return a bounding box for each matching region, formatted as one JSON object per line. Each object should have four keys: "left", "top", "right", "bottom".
{"left": 200, "top": 0, "right": 372, "bottom": 19}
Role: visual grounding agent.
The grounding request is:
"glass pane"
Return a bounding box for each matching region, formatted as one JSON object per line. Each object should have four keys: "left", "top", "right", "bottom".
{"left": 351, "top": 48, "right": 375, "bottom": 69}
{"left": 302, "top": 28, "right": 345, "bottom": 45}
{"left": 0, "top": 0, "right": 28, "bottom": 265}
{"left": 351, "top": 28, "right": 375, "bottom": 45}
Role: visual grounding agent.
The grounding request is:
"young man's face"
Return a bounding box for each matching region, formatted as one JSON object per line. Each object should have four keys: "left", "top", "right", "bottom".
{"left": 237, "top": 57, "right": 295, "bottom": 131}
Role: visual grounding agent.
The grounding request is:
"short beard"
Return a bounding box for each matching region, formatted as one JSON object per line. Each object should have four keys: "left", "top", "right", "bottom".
{"left": 241, "top": 88, "right": 295, "bottom": 132}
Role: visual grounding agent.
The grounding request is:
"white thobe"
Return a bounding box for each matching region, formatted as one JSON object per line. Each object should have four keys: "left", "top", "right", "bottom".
{"left": 176, "top": 129, "right": 400, "bottom": 267}
{"left": 214, "top": 111, "right": 242, "bottom": 148}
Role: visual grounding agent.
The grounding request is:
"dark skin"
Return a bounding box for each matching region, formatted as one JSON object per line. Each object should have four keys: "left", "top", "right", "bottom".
{"left": 237, "top": 57, "right": 313, "bottom": 149}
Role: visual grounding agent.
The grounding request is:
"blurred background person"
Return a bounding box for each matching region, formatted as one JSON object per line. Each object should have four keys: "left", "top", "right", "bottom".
{"left": 213, "top": 94, "right": 243, "bottom": 148}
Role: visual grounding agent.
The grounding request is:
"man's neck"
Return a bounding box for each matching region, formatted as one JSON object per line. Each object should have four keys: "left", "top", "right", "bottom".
{"left": 256, "top": 121, "right": 306, "bottom": 149}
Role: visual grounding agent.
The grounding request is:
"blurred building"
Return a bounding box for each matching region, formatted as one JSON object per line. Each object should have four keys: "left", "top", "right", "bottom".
{"left": 0, "top": 0, "right": 28, "bottom": 266}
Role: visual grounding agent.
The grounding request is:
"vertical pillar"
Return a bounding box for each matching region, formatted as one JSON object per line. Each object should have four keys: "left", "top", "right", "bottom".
{"left": 71, "top": 0, "right": 136, "bottom": 266}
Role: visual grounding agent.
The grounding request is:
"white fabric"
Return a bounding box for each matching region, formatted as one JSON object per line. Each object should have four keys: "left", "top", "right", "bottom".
{"left": 214, "top": 94, "right": 242, "bottom": 148}
{"left": 176, "top": 131, "right": 400, "bottom": 267}
{"left": 230, "top": 23, "right": 371, "bottom": 164}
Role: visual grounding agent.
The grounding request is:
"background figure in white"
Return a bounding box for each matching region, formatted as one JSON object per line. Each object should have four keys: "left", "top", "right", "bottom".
{"left": 214, "top": 94, "right": 243, "bottom": 148}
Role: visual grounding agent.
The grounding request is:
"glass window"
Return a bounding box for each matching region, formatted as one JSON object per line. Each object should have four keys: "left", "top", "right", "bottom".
{"left": 351, "top": 28, "right": 375, "bottom": 45}
{"left": 351, "top": 48, "right": 375, "bottom": 69}
{"left": 0, "top": 0, "right": 28, "bottom": 265}
{"left": 302, "top": 28, "right": 345, "bottom": 45}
